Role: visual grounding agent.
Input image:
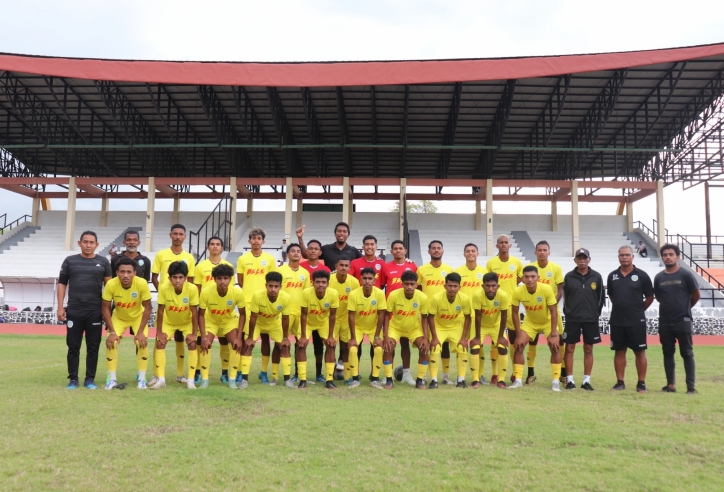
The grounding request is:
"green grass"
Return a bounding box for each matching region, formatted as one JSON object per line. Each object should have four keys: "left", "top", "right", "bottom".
{"left": 1, "top": 335, "right": 723, "bottom": 491}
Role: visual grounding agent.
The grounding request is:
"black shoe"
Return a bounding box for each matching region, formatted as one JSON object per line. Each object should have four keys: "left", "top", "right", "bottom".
{"left": 325, "top": 381, "right": 337, "bottom": 390}
{"left": 686, "top": 388, "right": 698, "bottom": 395}
{"left": 661, "top": 385, "right": 676, "bottom": 393}
{"left": 525, "top": 375, "right": 536, "bottom": 385}
{"left": 298, "top": 380, "right": 307, "bottom": 389}
{"left": 416, "top": 378, "right": 426, "bottom": 389}
{"left": 581, "top": 382, "right": 594, "bottom": 391}
{"left": 456, "top": 380, "right": 467, "bottom": 388}
{"left": 636, "top": 381, "right": 647, "bottom": 394}
{"left": 384, "top": 379, "right": 393, "bottom": 390}
{"left": 565, "top": 382, "right": 576, "bottom": 390}
{"left": 428, "top": 379, "right": 439, "bottom": 389}
{"left": 611, "top": 381, "right": 626, "bottom": 391}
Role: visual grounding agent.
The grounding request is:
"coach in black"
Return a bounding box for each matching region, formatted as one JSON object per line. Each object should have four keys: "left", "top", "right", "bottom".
{"left": 296, "top": 221, "right": 362, "bottom": 268}
{"left": 111, "top": 230, "right": 151, "bottom": 281}
{"left": 562, "top": 248, "right": 605, "bottom": 390}
{"left": 607, "top": 245, "right": 654, "bottom": 393}
{"left": 654, "top": 243, "right": 700, "bottom": 395}
{"left": 57, "top": 231, "right": 112, "bottom": 390}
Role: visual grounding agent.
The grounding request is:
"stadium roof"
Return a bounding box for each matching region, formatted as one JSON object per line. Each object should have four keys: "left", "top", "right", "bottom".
{"left": 1, "top": 43, "right": 723, "bottom": 183}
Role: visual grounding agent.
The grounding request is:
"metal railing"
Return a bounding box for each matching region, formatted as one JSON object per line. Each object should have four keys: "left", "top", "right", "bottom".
{"left": 668, "top": 233, "right": 724, "bottom": 292}
{"left": 0, "top": 214, "right": 31, "bottom": 235}
{"left": 188, "top": 195, "right": 233, "bottom": 262}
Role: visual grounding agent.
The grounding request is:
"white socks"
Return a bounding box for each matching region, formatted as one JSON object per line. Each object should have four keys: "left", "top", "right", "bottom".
{"left": 583, "top": 375, "right": 591, "bottom": 384}
{"left": 138, "top": 371, "right": 146, "bottom": 381}
{"left": 109, "top": 371, "right": 117, "bottom": 381}
{"left": 567, "top": 375, "right": 574, "bottom": 383}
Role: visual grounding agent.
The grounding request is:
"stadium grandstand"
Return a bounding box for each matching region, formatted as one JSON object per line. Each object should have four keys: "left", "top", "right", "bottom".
{"left": 0, "top": 43, "right": 723, "bottom": 320}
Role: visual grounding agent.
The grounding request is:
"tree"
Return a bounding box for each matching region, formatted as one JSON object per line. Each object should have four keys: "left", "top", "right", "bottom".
{"left": 390, "top": 200, "right": 438, "bottom": 214}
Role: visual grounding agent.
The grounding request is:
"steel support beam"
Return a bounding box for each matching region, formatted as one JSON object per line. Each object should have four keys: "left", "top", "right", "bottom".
{"left": 474, "top": 80, "right": 516, "bottom": 178}
{"left": 436, "top": 82, "right": 463, "bottom": 179}
{"left": 267, "top": 87, "right": 306, "bottom": 177}
{"left": 300, "top": 87, "right": 328, "bottom": 176}
{"left": 400, "top": 85, "right": 410, "bottom": 177}
{"left": 336, "top": 87, "right": 353, "bottom": 176}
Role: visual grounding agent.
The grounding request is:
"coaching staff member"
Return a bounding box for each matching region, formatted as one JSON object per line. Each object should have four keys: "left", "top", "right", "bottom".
{"left": 607, "top": 245, "right": 654, "bottom": 393}
{"left": 562, "top": 248, "right": 605, "bottom": 390}
{"left": 655, "top": 243, "right": 700, "bottom": 395}
{"left": 58, "top": 231, "right": 112, "bottom": 390}
{"left": 111, "top": 230, "right": 151, "bottom": 281}
{"left": 296, "top": 222, "right": 362, "bottom": 268}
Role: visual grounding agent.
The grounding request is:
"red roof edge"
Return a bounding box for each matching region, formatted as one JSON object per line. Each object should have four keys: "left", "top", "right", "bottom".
{"left": 1, "top": 43, "right": 724, "bottom": 87}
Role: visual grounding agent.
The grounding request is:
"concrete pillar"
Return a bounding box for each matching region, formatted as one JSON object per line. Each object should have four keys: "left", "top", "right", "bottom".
{"left": 475, "top": 195, "right": 482, "bottom": 231}
{"left": 571, "top": 180, "right": 579, "bottom": 255}
{"left": 551, "top": 200, "right": 559, "bottom": 232}
{"left": 100, "top": 194, "right": 109, "bottom": 227}
{"left": 246, "top": 196, "right": 253, "bottom": 228}
{"left": 145, "top": 177, "right": 155, "bottom": 253}
{"left": 64, "top": 177, "right": 77, "bottom": 251}
{"left": 172, "top": 195, "right": 180, "bottom": 225}
{"left": 296, "top": 195, "right": 303, "bottom": 229}
{"left": 342, "top": 177, "right": 350, "bottom": 224}
{"left": 284, "top": 177, "right": 293, "bottom": 240}
{"left": 31, "top": 196, "right": 40, "bottom": 226}
{"left": 626, "top": 200, "right": 634, "bottom": 233}
{"left": 486, "top": 179, "right": 494, "bottom": 256}
{"left": 399, "top": 178, "right": 406, "bottom": 241}
{"left": 656, "top": 180, "right": 666, "bottom": 249}
{"left": 229, "top": 177, "right": 237, "bottom": 250}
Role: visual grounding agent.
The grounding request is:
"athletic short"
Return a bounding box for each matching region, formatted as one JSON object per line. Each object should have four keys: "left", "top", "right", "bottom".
{"left": 434, "top": 327, "right": 465, "bottom": 353}
{"left": 563, "top": 321, "right": 601, "bottom": 345}
{"left": 337, "top": 322, "right": 352, "bottom": 343}
{"left": 388, "top": 326, "right": 424, "bottom": 344}
{"left": 312, "top": 324, "right": 338, "bottom": 341}
{"left": 520, "top": 322, "right": 552, "bottom": 340}
{"left": 288, "top": 314, "right": 300, "bottom": 338}
{"left": 110, "top": 314, "right": 147, "bottom": 338}
{"left": 205, "top": 317, "right": 239, "bottom": 337}
{"left": 477, "top": 326, "right": 507, "bottom": 350}
{"left": 258, "top": 323, "right": 284, "bottom": 343}
{"left": 352, "top": 328, "right": 377, "bottom": 344}
{"left": 162, "top": 322, "right": 193, "bottom": 338}
{"left": 610, "top": 324, "right": 647, "bottom": 351}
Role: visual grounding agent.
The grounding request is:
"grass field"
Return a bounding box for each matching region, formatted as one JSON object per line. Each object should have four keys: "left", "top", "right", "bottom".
{"left": 1, "top": 335, "right": 723, "bottom": 491}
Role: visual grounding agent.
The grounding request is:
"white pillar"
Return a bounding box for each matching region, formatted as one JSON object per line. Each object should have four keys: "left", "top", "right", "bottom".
{"left": 342, "top": 177, "right": 350, "bottom": 225}
{"left": 284, "top": 177, "right": 293, "bottom": 240}
{"left": 31, "top": 196, "right": 40, "bottom": 226}
{"left": 626, "top": 200, "right": 634, "bottom": 233}
{"left": 399, "top": 178, "right": 406, "bottom": 241}
{"left": 100, "top": 194, "right": 109, "bottom": 227}
{"left": 551, "top": 200, "right": 558, "bottom": 232}
{"left": 246, "top": 196, "right": 253, "bottom": 228}
{"left": 486, "top": 179, "right": 494, "bottom": 256}
{"left": 145, "top": 177, "right": 155, "bottom": 253}
{"left": 64, "top": 177, "right": 77, "bottom": 251}
{"left": 296, "top": 195, "right": 303, "bottom": 229}
{"left": 656, "top": 180, "right": 665, "bottom": 249}
{"left": 229, "top": 177, "right": 237, "bottom": 250}
{"left": 172, "top": 195, "right": 180, "bottom": 225}
{"left": 571, "top": 180, "right": 579, "bottom": 255}
{"left": 475, "top": 195, "right": 482, "bottom": 231}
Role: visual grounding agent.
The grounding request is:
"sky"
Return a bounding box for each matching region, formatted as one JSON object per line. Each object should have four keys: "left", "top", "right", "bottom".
{"left": 0, "top": 0, "right": 722, "bottom": 234}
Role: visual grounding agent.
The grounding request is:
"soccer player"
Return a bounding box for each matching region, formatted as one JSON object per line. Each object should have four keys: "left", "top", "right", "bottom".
{"left": 347, "top": 267, "right": 386, "bottom": 388}
{"left": 102, "top": 257, "right": 153, "bottom": 389}
{"left": 240, "top": 272, "right": 293, "bottom": 388}
{"left": 382, "top": 240, "right": 418, "bottom": 385}
{"left": 111, "top": 230, "right": 151, "bottom": 281}
{"left": 193, "top": 236, "right": 235, "bottom": 383}
{"left": 486, "top": 234, "right": 523, "bottom": 382}
{"left": 151, "top": 224, "right": 196, "bottom": 385}
{"left": 454, "top": 243, "right": 488, "bottom": 384}
{"left": 296, "top": 221, "right": 362, "bottom": 267}
{"left": 427, "top": 272, "right": 472, "bottom": 389}
{"left": 236, "top": 228, "right": 277, "bottom": 385}
{"left": 329, "top": 256, "right": 361, "bottom": 383}
{"left": 150, "top": 261, "right": 202, "bottom": 390}
{"left": 607, "top": 245, "right": 654, "bottom": 393}
{"left": 510, "top": 265, "right": 561, "bottom": 391}
{"left": 654, "top": 244, "right": 700, "bottom": 395}
{"left": 417, "top": 240, "right": 455, "bottom": 385}
{"left": 299, "top": 270, "right": 339, "bottom": 389}
{"left": 299, "top": 239, "right": 331, "bottom": 275}
{"left": 562, "top": 248, "right": 605, "bottom": 390}
{"left": 197, "top": 263, "right": 245, "bottom": 389}
{"left": 471, "top": 272, "right": 510, "bottom": 389}
{"left": 382, "top": 270, "right": 429, "bottom": 390}
{"left": 277, "top": 243, "right": 310, "bottom": 383}
{"left": 57, "top": 231, "right": 112, "bottom": 390}
{"left": 525, "top": 240, "right": 564, "bottom": 385}
{"left": 350, "top": 235, "right": 386, "bottom": 287}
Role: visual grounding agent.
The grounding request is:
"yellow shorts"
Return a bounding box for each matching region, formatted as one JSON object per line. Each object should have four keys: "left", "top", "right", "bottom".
{"left": 388, "top": 326, "right": 424, "bottom": 344}
{"left": 521, "top": 322, "right": 552, "bottom": 340}
{"left": 354, "top": 328, "right": 377, "bottom": 345}
{"left": 205, "top": 317, "right": 239, "bottom": 337}
{"left": 337, "top": 322, "right": 351, "bottom": 343}
{"left": 110, "top": 314, "right": 147, "bottom": 337}
{"left": 312, "top": 323, "right": 338, "bottom": 340}
{"left": 288, "top": 314, "right": 300, "bottom": 338}
{"left": 257, "top": 323, "right": 284, "bottom": 343}
{"left": 435, "top": 327, "right": 465, "bottom": 352}
{"left": 161, "top": 322, "right": 193, "bottom": 338}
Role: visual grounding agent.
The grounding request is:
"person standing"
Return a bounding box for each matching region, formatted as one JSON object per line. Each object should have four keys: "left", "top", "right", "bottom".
{"left": 57, "top": 231, "right": 112, "bottom": 390}
{"left": 607, "top": 245, "right": 654, "bottom": 393}
{"left": 296, "top": 222, "right": 362, "bottom": 268}
{"left": 654, "top": 244, "right": 700, "bottom": 395}
{"left": 111, "top": 230, "right": 151, "bottom": 281}
{"left": 561, "top": 248, "right": 605, "bottom": 390}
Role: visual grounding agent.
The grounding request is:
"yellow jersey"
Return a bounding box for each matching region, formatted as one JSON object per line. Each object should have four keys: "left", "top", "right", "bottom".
{"left": 428, "top": 290, "right": 471, "bottom": 330}
{"left": 102, "top": 276, "right": 151, "bottom": 322}
{"left": 417, "top": 262, "right": 454, "bottom": 296}
{"left": 329, "top": 274, "right": 360, "bottom": 326}
{"left": 193, "top": 258, "right": 234, "bottom": 290}
{"left": 301, "top": 287, "right": 339, "bottom": 329}
{"left": 485, "top": 255, "right": 523, "bottom": 297}
{"left": 387, "top": 289, "right": 428, "bottom": 333}
{"left": 511, "top": 283, "right": 557, "bottom": 330}
{"left": 454, "top": 264, "right": 488, "bottom": 297}
{"left": 526, "top": 261, "right": 564, "bottom": 290}
{"left": 250, "top": 289, "right": 292, "bottom": 330}
{"left": 348, "top": 286, "right": 387, "bottom": 332}
{"left": 199, "top": 285, "right": 245, "bottom": 325}
{"left": 157, "top": 281, "right": 199, "bottom": 326}
{"left": 152, "top": 248, "right": 196, "bottom": 288}
{"left": 471, "top": 288, "right": 511, "bottom": 330}
{"left": 236, "top": 251, "right": 277, "bottom": 304}
{"left": 277, "top": 264, "right": 311, "bottom": 316}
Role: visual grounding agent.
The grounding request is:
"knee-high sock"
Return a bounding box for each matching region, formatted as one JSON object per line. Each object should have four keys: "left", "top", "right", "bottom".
{"left": 490, "top": 347, "right": 498, "bottom": 376}
{"left": 297, "top": 361, "right": 307, "bottom": 381}
{"left": 560, "top": 344, "right": 566, "bottom": 369}
{"left": 442, "top": 357, "right": 450, "bottom": 375}
{"left": 551, "top": 363, "right": 562, "bottom": 381}
{"left": 241, "top": 355, "right": 252, "bottom": 376}
{"left": 261, "top": 355, "right": 270, "bottom": 373}
{"left": 384, "top": 360, "right": 393, "bottom": 379}
{"left": 456, "top": 350, "right": 468, "bottom": 379}
{"left": 106, "top": 340, "right": 118, "bottom": 373}
{"left": 343, "top": 361, "right": 351, "bottom": 380}
{"left": 271, "top": 363, "right": 279, "bottom": 380}
{"left": 325, "top": 362, "right": 335, "bottom": 381}
{"left": 417, "top": 361, "right": 428, "bottom": 380}
{"left": 187, "top": 349, "right": 198, "bottom": 380}
{"left": 349, "top": 345, "right": 359, "bottom": 377}
{"left": 220, "top": 343, "right": 230, "bottom": 371}
{"left": 135, "top": 341, "right": 149, "bottom": 372}
{"left": 155, "top": 346, "right": 166, "bottom": 379}
{"left": 372, "top": 346, "right": 383, "bottom": 377}
{"left": 513, "top": 363, "right": 524, "bottom": 381}
{"left": 429, "top": 346, "right": 441, "bottom": 380}
{"left": 228, "top": 350, "right": 241, "bottom": 380}
{"left": 527, "top": 344, "right": 537, "bottom": 368}
{"left": 497, "top": 352, "right": 509, "bottom": 381}
{"left": 153, "top": 345, "right": 159, "bottom": 377}
{"left": 469, "top": 352, "right": 480, "bottom": 381}
{"left": 175, "top": 341, "right": 185, "bottom": 377}
{"left": 199, "top": 350, "right": 211, "bottom": 380}
{"left": 281, "top": 357, "right": 291, "bottom": 377}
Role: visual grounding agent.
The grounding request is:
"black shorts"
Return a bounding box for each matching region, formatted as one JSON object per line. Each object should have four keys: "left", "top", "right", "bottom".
{"left": 563, "top": 321, "right": 601, "bottom": 345}
{"left": 610, "top": 324, "right": 647, "bottom": 351}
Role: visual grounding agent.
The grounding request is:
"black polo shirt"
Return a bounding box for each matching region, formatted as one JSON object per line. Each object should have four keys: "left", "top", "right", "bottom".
{"left": 606, "top": 266, "right": 654, "bottom": 326}
{"left": 654, "top": 268, "right": 699, "bottom": 323}
{"left": 320, "top": 242, "right": 362, "bottom": 268}
{"left": 111, "top": 251, "right": 152, "bottom": 281}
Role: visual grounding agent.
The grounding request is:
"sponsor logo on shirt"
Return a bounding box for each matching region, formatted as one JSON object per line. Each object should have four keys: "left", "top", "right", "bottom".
{"left": 438, "top": 314, "right": 459, "bottom": 320}
{"left": 246, "top": 268, "right": 266, "bottom": 276}
{"left": 210, "top": 308, "right": 231, "bottom": 315}
{"left": 285, "top": 281, "right": 304, "bottom": 289}
{"left": 116, "top": 301, "right": 138, "bottom": 309}
{"left": 425, "top": 280, "right": 444, "bottom": 287}
{"left": 396, "top": 309, "right": 417, "bottom": 317}
{"left": 358, "top": 309, "right": 377, "bottom": 316}
{"left": 308, "top": 309, "right": 327, "bottom": 315}
{"left": 168, "top": 305, "right": 189, "bottom": 313}
{"left": 480, "top": 308, "right": 499, "bottom": 316}
{"left": 525, "top": 305, "right": 544, "bottom": 312}
{"left": 461, "top": 281, "right": 481, "bottom": 288}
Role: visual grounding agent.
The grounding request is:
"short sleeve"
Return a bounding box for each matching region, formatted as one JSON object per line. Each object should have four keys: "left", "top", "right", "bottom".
{"left": 686, "top": 272, "right": 699, "bottom": 294}
{"left": 418, "top": 293, "right": 429, "bottom": 315}
{"left": 58, "top": 257, "right": 70, "bottom": 284}
{"left": 471, "top": 291, "right": 482, "bottom": 311}
{"left": 545, "top": 286, "right": 557, "bottom": 306}
{"left": 554, "top": 265, "right": 564, "bottom": 285}
{"left": 236, "top": 256, "right": 244, "bottom": 278}
{"left": 140, "top": 281, "right": 152, "bottom": 302}
{"left": 157, "top": 286, "right": 166, "bottom": 305}
{"left": 347, "top": 291, "right": 358, "bottom": 312}
{"left": 199, "top": 289, "right": 209, "bottom": 310}
{"left": 151, "top": 254, "right": 162, "bottom": 275}
{"left": 187, "top": 258, "right": 196, "bottom": 278}
{"left": 386, "top": 292, "right": 395, "bottom": 313}
{"left": 250, "top": 292, "right": 261, "bottom": 314}
{"left": 511, "top": 289, "right": 520, "bottom": 306}
{"left": 103, "top": 259, "right": 112, "bottom": 277}
{"left": 102, "top": 283, "right": 113, "bottom": 302}
{"left": 281, "top": 296, "right": 292, "bottom": 316}
{"left": 499, "top": 291, "right": 511, "bottom": 311}
{"left": 235, "top": 288, "right": 246, "bottom": 309}
{"left": 515, "top": 259, "right": 524, "bottom": 278}
{"left": 329, "top": 291, "right": 340, "bottom": 309}
{"left": 189, "top": 286, "right": 199, "bottom": 306}
{"left": 461, "top": 295, "right": 471, "bottom": 315}
{"left": 301, "top": 290, "right": 310, "bottom": 309}
{"left": 642, "top": 272, "right": 655, "bottom": 297}
{"left": 427, "top": 296, "right": 439, "bottom": 315}
{"left": 376, "top": 290, "right": 387, "bottom": 311}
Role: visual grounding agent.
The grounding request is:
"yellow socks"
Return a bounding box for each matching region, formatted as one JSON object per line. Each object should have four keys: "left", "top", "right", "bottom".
{"left": 513, "top": 363, "right": 524, "bottom": 381}
{"left": 469, "top": 353, "right": 480, "bottom": 382}
{"left": 527, "top": 344, "right": 537, "bottom": 369}
{"left": 372, "top": 346, "right": 383, "bottom": 377}
{"left": 187, "top": 349, "right": 198, "bottom": 380}
{"left": 261, "top": 355, "right": 270, "bottom": 373}
{"left": 228, "top": 350, "right": 241, "bottom": 380}
{"left": 153, "top": 346, "right": 159, "bottom": 377}
{"left": 281, "top": 357, "right": 291, "bottom": 377}
{"left": 343, "top": 362, "right": 351, "bottom": 381}
{"left": 271, "top": 362, "right": 279, "bottom": 380}
{"left": 220, "top": 343, "right": 230, "bottom": 370}
{"left": 241, "top": 355, "right": 252, "bottom": 376}
{"left": 429, "top": 346, "right": 440, "bottom": 381}
{"left": 384, "top": 361, "right": 393, "bottom": 379}
{"left": 106, "top": 340, "right": 118, "bottom": 373}
{"left": 456, "top": 351, "right": 468, "bottom": 379}
{"left": 490, "top": 348, "right": 498, "bottom": 376}
{"left": 199, "top": 350, "right": 211, "bottom": 380}
{"left": 497, "top": 352, "right": 509, "bottom": 381}
{"left": 175, "top": 341, "right": 185, "bottom": 377}
{"left": 551, "top": 363, "right": 562, "bottom": 381}
{"left": 417, "top": 362, "right": 428, "bottom": 380}
{"left": 136, "top": 341, "right": 149, "bottom": 372}
{"left": 560, "top": 345, "right": 566, "bottom": 369}
{"left": 155, "top": 346, "right": 166, "bottom": 379}
{"left": 325, "top": 362, "right": 335, "bottom": 381}
{"left": 297, "top": 361, "right": 307, "bottom": 381}
{"left": 348, "top": 345, "right": 359, "bottom": 378}
{"left": 442, "top": 357, "right": 450, "bottom": 375}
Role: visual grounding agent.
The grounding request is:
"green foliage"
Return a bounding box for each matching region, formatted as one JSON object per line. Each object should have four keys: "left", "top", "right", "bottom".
{"left": 390, "top": 200, "right": 438, "bottom": 214}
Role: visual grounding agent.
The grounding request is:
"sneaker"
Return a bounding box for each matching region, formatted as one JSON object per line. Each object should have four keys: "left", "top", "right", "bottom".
{"left": 149, "top": 376, "right": 159, "bottom": 386}
{"left": 176, "top": 376, "right": 188, "bottom": 384}
{"left": 428, "top": 379, "right": 439, "bottom": 390}
{"left": 268, "top": 378, "right": 278, "bottom": 386}
{"left": 325, "top": 381, "right": 337, "bottom": 390}
{"left": 348, "top": 379, "right": 361, "bottom": 388}
{"left": 137, "top": 380, "right": 147, "bottom": 390}
{"left": 471, "top": 381, "right": 481, "bottom": 389}
{"left": 290, "top": 375, "right": 299, "bottom": 383}
{"left": 496, "top": 381, "right": 507, "bottom": 389}
{"left": 104, "top": 380, "right": 118, "bottom": 391}
{"left": 199, "top": 379, "right": 209, "bottom": 389}
{"left": 581, "top": 382, "right": 594, "bottom": 391}
{"left": 380, "top": 376, "right": 388, "bottom": 385}
{"left": 442, "top": 376, "right": 455, "bottom": 386}
{"left": 416, "top": 379, "right": 426, "bottom": 389}
{"left": 194, "top": 372, "right": 202, "bottom": 385}
{"left": 84, "top": 380, "right": 98, "bottom": 390}
{"left": 490, "top": 375, "right": 499, "bottom": 385}
{"left": 239, "top": 379, "right": 249, "bottom": 389}
{"left": 150, "top": 379, "right": 166, "bottom": 390}
{"left": 509, "top": 379, "right": 523, "bottom": 389}
{"left": 186, "top": 379, "right": 196, "bottom": 390}
{"left": 525, "top": 375, "right": 536, "bottom": 385}
{"left": 480, "top": 375, "right": 489, "bottom": 385}
{"left": 229, "top": 381, "right": 239, "bottom": 390}
{"left": 551, "top": 380, "right": 561, "bottom": 392}
{"left": 297, "top": 380, "right": 307, "bottom": 389}
{"left": 259, "top": 371, "right": 269, "bottom": 384}
{"left": 235, "top": 372, "right": 243, "bottom": 384}
{"left": 636, "top": 381, "right": 647, "bottom": 394}
{"left": 661, "top": 385, "right": 676, "bottom": 393}
{"left": 456, "top": 380, "right": 468, "bottom": 389}
{"left": 370, "top": 380, "right": 384, "bottom": 389}
{"left": 335, "top": 361, "right": 344, "bottom": 371}
{"left": 220, "top": 373, "right": 229, "bottom": 384}
{"left": 105, "top": 373, "right": 111, "bottom": 385}
{"left": 384, "top": 379, "right": 393, "bottom": 390}
{"left": 565, "top": 382, "right": 576, "bottom": 390}
{"left": 315, "top": 375, "right": 326, "bottom": 384}
{"left": 611, "top": 381, "right": 626, "bottom": 391}
{"left": 401, "top": 373, "right": 416, "bottom": 386}
{"left": 686, "top": 388, "right": 698, "bottom": 395}
{"left": 343, "top": 378, "right": 354, "bottom": 386}
{"left": 284, "top": 379, "right": 297, "bottom": 389}
{"left": 66, "top": 380, "right": 79, "bottom": 390}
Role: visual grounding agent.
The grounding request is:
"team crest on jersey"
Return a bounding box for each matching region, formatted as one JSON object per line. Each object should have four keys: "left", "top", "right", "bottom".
{"left": 412, "top": 302, "right": 419, "bottom": 308}
{"left": 441, "top": 271, "right": 447, "bottom": 276}
{"left": 138, "top": 259, "right": 144, "bottom": 266}
{"left": 261, "top": 260, "right": 268, "bottom": 267}
{"left": 477, "top": 273, "right": 483, "bottom": 279}
{"left": 375, "top": 264, "right": 381, "bottom": 270}
{"left": 371, "top": 300, "right": 377, "bottom": 306}
{"left": 324, "top": 302, "right": 330, "bottom": 308}
{"left": 276, "top": 305, "right": 283, "bottom": 311}
{"left": 345, "top": 287, "right": 351, "bottom": 293}
{"left": 183, "top": 297, "right": 189, "bottom": 304}
{"left": 591, "top": 282, "right": 597, "bottom": 290}
{"left": 536, "top": 296, "right": 543, "bottom": 303}
{"left": 405, "top": 267, "right": 411, "bottom": 271}
{"left": 547, "top": 271, "right": 553, "bottom": 278}
{"left": 131, "top": 292, "right": 138, "bottom": 299}
{"left": 509, "top": 265, "right": 515, "bottom": 271}
{"left": 67, "top": 320, "right": 74, "bottom": 328}
{"left": 227, "top": 299, "right": 233, "bottom": 306}
{"left": 300, "top": 275, "right": 306, "bottom": 281}
{"left": 631, "top": 275, "right": 639, "bottom": 282}
{"left": 455, "top": 305, "right": 461, "bottom": 311}
{"left": 494, "top": 301, "right": 500, "bottom": 307}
